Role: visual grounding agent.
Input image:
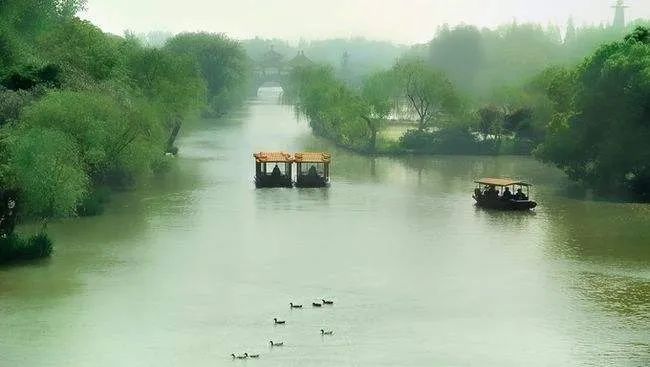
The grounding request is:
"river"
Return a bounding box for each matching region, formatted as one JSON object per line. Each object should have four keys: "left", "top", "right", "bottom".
{"left": 1, "top": 88, "right": 648, "bottom": 367}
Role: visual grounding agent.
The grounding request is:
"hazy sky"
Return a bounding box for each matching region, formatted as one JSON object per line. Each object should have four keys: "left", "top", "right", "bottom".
{"left": 81, "top": 0, "right": 649, "bottom": 44}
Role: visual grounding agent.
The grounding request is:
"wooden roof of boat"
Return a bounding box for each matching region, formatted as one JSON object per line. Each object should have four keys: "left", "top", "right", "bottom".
{"left": 293, "top": 152, "right": 331, "bottom": 163}
{"left": 253, "top": 152, "right": 293, "bottom": 163}
{"left": 475, "top": 178, "right": 531, "bottom": 187}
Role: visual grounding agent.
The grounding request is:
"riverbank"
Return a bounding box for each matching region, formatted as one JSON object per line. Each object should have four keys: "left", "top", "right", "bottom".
{"left": 311, "top": 121, "right": 536, "bottom": 157}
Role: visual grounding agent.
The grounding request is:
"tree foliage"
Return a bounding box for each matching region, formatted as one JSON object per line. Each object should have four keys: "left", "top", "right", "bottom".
{"left": 393, "top": 59, "right": 460, "bottom": 131}
{"left": 9, "top": 128, "right": 88, "bottom": 218}
{"left": 360, "top": 70, "right": 399, "bottom": 152}
{"left": 288, "top": 65, "right": 392, "bottom": 152}
{"left": 536, "top": 27, "right": 650, "bottom": 199}
{"left": 165, "top": 33, "right": 249, "bottom": 116}
{"left": 0, "top": 0, "right": 247, "bottom": 238}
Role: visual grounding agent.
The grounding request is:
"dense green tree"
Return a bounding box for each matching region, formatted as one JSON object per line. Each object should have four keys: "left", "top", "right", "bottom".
{"left": 288, "top": 65, "right": 376, "bottom": 152}
{"left": 537, "top": 27, "right": 650, "bottom": 199}
{"left": 393, "top": 60, "right": 460, "bottom": 131}
{"left": 165, "top": 33, "right": 249, "bottom": 116}
{"left": 38, "top": 18, "right": 121, "bottom": 84}
{"left": 9, "top": 127, "right": 88, "bottom": 218}
{"left": 122, "top": 40, "right": 206, "bottom": 152}
{"left": 19, "top": 90, "right": 168, "bottom": 184}
{"left": 360, "top": 70, "right": 399, "bottom": 152}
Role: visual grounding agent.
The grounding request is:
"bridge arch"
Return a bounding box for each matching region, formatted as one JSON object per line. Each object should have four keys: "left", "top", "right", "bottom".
{"left": 251, "top": 48, "right": 313, "bottom": 95}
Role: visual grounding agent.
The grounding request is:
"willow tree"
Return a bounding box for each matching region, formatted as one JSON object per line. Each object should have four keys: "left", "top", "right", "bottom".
{"left": 9, "top": 128, "right": 88, "bottom": 218}
{"left": 393, "top": 60, "right": 460, "bottom": 131}
{"left": 361, "top": 70, "right": 399, "bottom": 152}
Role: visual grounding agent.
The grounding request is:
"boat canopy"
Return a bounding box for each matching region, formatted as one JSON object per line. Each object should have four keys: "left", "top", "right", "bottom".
{"left": 474, "top": 178, "right": 531, "bottom": 187}
{"left": 294, "top": 152, "right": 331, "bottom": 164}
{"left": 253, "top": 152, "right": 293, "bottom": 163}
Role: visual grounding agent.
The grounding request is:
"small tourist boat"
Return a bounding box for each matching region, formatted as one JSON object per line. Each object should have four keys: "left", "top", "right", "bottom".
{"left": 294, "top": 152, "right": 331, "bottom": 188}
{"left": 253, "top": 152, "right": 294, "bottom": 188}
{"left": 473, "top": 178, "right": 537, "bottom": 211}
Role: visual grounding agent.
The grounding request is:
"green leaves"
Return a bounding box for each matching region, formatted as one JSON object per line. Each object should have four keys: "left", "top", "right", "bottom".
{"left": 361, "top": 70, "right": 397, "bottom": 120}
{"left": 288, "top": 65, "right": 373, "bottom": 151}
{"left": 164, "top": 33, "right": 249, "bottom": 116}
{"left": 19, "top": 89, "right": 171, "bottom": 180}
{"left": 124, "top": 45, "right": 206, "bottom": 127}
{"left": 38, "top": 19, "right": 121, "bottom": 83}
{"left": 0, "top": 0, "right": 252, "bottom": 225}
{"left": 10, "top": 128, "right": 88, "bottom": 218}
{"left": 393, "top": 59, "right": 460, "bottom": 131}
{"left": 536, "top": 27, "right": 650, "bottom": 199}
{"left": 625, "top": 26, "right": 650, "bottom": 44}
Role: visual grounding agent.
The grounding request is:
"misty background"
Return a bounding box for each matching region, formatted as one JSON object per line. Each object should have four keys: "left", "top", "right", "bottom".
{"left": 81, "top": 0, "right": 649, "bottom": 43}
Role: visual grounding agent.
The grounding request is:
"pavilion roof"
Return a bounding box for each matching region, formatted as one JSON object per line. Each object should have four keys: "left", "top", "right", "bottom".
{"left": 294, "top": 152, "right": 331, "bottom": 164}
{"left": 253, "top": 152, "right": 293, "bottom": 163}
{"left": 287, "top": 51, "right": 314, "bottom": 68}
{"left": 475, "top": 178, "right": 531, "bottom": 187}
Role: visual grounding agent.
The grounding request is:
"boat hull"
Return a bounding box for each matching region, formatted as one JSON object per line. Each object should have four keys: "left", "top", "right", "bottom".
{"left": 474, "top": 197, "right": 537, "bottom": 211}
{"left": 255, "top": 176, "right": 293, "bottom": 188}
{"left": 295, "top": 176, "right": 329, "bottom": 188}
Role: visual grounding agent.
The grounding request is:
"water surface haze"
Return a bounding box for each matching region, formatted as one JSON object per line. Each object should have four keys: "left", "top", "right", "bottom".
{"left": 0, "top": 88, "right": 648, "bottom": 367}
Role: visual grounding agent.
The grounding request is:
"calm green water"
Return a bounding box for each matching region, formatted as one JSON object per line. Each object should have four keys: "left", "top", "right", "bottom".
{"left": 1, "top": 88, "right": 649, "bottom": 367}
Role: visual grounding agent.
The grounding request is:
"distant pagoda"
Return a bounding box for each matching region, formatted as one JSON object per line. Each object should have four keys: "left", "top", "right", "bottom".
{"left": 287, "top": 50, "right": 313, "bottom": 68}
{"left": 612, "top": 0, "right": 629, "bottom": 30}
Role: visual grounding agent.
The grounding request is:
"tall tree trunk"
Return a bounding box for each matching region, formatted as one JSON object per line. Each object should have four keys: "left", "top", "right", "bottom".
{"left": 369, "top": 128, "right": 377, "bottom": 154}
{"left": 362, "top": 116, "right": 378, "bottom": 153}
{"left": 166, "top": 118, "right": 182, "bottom": 154}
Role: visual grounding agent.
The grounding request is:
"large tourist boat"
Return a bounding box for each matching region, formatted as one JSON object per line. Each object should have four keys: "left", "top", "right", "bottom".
{"left": 294, "top": 152, "right": 331, "bottom": 188}
{"left": 473, "top": 178, "right": 538, "bottom": 210}
{"left": 252, "top": 152, "right": 331, "bottom": 188}
{"left": 253, "top": 152, "right": 294, "bottom": 188}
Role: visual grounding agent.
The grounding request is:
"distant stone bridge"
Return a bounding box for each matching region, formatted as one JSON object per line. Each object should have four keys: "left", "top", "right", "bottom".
{"left": 250, "top": 47, "right": 313, "bottom": 94}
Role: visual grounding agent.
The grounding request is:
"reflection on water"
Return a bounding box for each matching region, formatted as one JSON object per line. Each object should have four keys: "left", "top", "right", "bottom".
{"left": 0, "top": 87, "right": 648, "bottom": 367}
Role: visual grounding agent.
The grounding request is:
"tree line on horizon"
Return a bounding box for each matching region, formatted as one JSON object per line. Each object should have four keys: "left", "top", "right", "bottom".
{"left": 286, "top": 22, "right": 650, "bottom": 201}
